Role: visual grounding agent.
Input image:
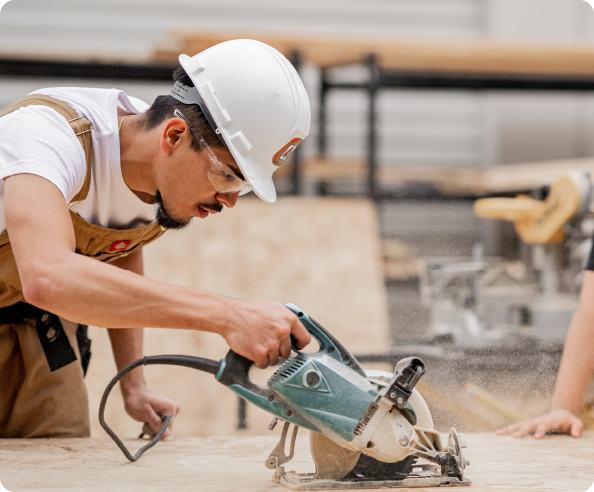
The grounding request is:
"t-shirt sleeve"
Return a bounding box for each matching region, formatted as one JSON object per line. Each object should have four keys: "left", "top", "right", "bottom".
{"left": 0, "top": 105, "right": 87, "bottom": 202}
{"left": 126, "top": 95, "right": 150, "bottom": 114}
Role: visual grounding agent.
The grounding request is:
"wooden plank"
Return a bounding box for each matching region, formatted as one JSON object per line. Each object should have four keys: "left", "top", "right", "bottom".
{"left": 155, "top": 32, "right": 594, "bottom": 77}
{"left": 414, "top": 380, "right": 498, "bottom": 432}
{"left": 273, "top": 157, "right": 594, "bottom": 196}
{"left": 1, "top": 433, "right": 593, "bottom": 491}
{"left": 273, "top": 157, "right": 477, "bottom": 187}
{"left": 273, "top": 157, "right": 366, "bottom": 180}
{"left": 471, "top": 158, "right": 594, "bottom": 195}
{"left": 464, "top": 382, "right": 529, "bottom": 424}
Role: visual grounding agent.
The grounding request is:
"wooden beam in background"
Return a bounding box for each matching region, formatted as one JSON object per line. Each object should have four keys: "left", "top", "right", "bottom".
{"left": 155, "top": 33, "right": 594, "bottom": 77}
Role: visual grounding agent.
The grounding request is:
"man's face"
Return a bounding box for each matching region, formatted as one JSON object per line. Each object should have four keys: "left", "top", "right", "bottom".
{"left": 154, "top": 124, "right": 243, "bottom": 230}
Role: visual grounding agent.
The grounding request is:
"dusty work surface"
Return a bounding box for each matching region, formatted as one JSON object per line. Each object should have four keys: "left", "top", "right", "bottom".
{"left": 1, "top": 433, "right": 593, "bottom": 492}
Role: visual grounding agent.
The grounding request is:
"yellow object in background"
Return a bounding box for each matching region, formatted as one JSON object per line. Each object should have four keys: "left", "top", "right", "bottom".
{"left": 473, "top": 173, "right": 589, "bottom": 244}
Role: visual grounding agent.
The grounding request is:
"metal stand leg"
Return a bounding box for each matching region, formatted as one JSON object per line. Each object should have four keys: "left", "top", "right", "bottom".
{"left": 290, "top": 50, "right": 303, "bottom": 196}
{"left": 237, "top": 396, "right": 247, "bottom": 430}
{"left": 366, "top": 54, "right": 380, "bottom": 200}
{"left": 318, "top": 68, "right": 328, "bottom": 156}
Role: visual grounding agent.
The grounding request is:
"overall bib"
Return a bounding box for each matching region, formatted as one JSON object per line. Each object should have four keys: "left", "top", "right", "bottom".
{"left": 0, "top": 95, "right": 166, "bottom": 437}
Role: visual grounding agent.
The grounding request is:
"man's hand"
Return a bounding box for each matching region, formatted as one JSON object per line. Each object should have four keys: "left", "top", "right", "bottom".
{"left": 122, "top": 384, "right": 180, "bottom": 438}
{"left": 496, "top": 409, "right": 584, "bottom": 439}
{"left": 221, "top": 300, "right": 311, "bottom": 369}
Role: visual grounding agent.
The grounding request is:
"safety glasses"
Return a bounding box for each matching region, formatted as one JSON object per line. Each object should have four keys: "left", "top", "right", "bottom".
{"left": 173, "top": 109, "right": 252, "bottom": 195}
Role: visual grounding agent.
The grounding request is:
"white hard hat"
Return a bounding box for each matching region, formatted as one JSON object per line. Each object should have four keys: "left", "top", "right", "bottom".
{"left": 174, "top": 39, "right": 311, "bottom": 204}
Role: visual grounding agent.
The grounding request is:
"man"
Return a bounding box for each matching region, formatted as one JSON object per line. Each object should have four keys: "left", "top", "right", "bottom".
{"left": 497, "top": 268, "right": 594, "bottom": 439}
{"left": 0, "top": 39, "right": 312, "bottom": 439}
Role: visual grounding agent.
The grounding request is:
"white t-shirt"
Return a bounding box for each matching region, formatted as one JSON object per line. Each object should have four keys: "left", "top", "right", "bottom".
{"left": 0, "top": 87, "right": 157, "bottom": 233}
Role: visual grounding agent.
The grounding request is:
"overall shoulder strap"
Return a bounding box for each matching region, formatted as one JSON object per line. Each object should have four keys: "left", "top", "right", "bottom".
{"left": 0, "top": 94, "right": 93, "bottom": 202}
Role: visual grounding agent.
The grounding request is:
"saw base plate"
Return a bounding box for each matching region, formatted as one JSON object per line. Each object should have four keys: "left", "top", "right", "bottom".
{"left": 273, "top": 467, "right": 471, "bottom": 491}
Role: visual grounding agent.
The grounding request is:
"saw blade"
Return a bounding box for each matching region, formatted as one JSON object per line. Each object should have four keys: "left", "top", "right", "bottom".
{"left": 447, "top": 427, "right": 468, "bottom": 478}
{"left": 310, "top": 432, "right": 361, "bottom": 480}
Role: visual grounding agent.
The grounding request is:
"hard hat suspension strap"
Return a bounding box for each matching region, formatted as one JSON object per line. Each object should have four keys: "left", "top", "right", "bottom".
{"left": 169, "top": 80, "right": 228, "bottom": 150}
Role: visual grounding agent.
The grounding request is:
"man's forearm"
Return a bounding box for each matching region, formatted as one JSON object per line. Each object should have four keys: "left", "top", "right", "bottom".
{"left": 551, "top": 309, "right": 594, "bottom": 414}
{"left": 4, "top": 174, "right": 228, "bottom": 333}
{"left": 107, "top": 326, "right": 181, "bottom": 435}
{"left": 108, "top": 327, "right": 145, "bottom": 391}
{"left": 550, "top": 273, "right": 594, "bottom": 414}
{"left": 26, "top": 250, "right": 234, "bottom": 333}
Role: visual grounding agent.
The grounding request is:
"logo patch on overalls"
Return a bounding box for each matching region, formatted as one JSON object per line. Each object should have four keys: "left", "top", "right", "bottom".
{"left": 109, "top": 240, "right": 131, "bottom": 252}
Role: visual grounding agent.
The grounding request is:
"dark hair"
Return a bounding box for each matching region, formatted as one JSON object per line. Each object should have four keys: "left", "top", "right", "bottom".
{"left": 142, "top": 67, "right": 225, "bottom": 151}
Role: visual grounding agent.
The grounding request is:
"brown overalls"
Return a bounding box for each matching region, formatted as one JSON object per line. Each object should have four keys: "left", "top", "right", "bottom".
{"left": 0, "top": 95, "right": 166, "bottom": 437}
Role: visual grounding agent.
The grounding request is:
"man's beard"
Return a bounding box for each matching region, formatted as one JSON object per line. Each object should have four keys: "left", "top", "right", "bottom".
{"left": 154, "top": 191, "right": 191, "bottom": 230}
{"left": 154, "top": 191, "right": 223, "bottom": 230}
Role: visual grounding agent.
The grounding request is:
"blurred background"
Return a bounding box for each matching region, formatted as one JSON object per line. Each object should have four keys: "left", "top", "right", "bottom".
{"left": 2, "top": 0, "right": 594, "bottom": 437}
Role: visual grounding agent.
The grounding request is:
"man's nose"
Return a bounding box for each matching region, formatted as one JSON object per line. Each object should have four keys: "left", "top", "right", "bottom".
{"left": 217, "top": 191, "right": 240, "bottom": 209}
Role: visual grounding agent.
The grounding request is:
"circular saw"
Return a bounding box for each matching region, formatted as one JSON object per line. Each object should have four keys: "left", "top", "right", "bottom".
{"left": 99, "top": 303, "right": 471, "bottom": 490}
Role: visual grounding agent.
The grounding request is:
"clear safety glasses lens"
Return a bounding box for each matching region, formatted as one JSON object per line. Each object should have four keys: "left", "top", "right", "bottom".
{"left": 173, "top": 109, "right": 251, "bottom": 195}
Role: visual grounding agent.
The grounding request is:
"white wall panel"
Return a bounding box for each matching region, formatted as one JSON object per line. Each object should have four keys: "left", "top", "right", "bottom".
{"left": 484, "top": 0, "right": 594, "bottom": 166}
{"left": 485, "top": 0, "right": 593, "bottom": 42}
{"left": 0, "top": 0, "right": 483, "bottom": 61}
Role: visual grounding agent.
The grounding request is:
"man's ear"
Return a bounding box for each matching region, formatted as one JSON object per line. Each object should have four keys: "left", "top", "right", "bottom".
{"left": 160, "top": 118, "right": 187, "bottom": 156}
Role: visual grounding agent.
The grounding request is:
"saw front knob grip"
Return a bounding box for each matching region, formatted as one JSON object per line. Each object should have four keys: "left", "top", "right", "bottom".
{"left": 384, "top": 357, "right": 426, "bottom": 409}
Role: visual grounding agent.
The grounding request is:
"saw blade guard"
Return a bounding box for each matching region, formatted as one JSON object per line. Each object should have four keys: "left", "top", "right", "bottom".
{"left": 351, "top": 370, "right": 430, "bottom": 464}
{"left": 366, "top": 370, "right": 434, "bottom": 429}
{"left": 301, "top": 370, "right": 466, "bottom": 485}
{"left": 266, "top": 305, "right": 428, "bottom": 458}
{"left": 364, "top": 370, "right": 445, "bottom": 463}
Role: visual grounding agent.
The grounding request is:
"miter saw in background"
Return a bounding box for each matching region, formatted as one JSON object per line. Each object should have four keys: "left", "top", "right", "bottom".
{"left": 421, "top": 170, "right": 593, "bottom": 345}
{"left": 99, "top": 304, "right": 470, "bottom": 490}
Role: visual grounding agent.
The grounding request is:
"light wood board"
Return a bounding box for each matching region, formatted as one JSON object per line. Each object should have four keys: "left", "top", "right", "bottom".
{"left": 1, "top": 432, "right": 593, "bottom": 491}
{"left": 155, "top": 33, "right": 594, "bottom": 77}
{"left": 274, "top": 157, "right": 594, "bottom": 196}
{"left": 84, "top": 197, "right": 390, "bottom": 439}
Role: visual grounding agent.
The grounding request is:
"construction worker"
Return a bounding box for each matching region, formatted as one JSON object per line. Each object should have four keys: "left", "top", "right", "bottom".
{"left": 497, "top": 271, "right": 594, "bottom": 439}
{"left": 0, "top": 40, "right": 312, "bottom": 439}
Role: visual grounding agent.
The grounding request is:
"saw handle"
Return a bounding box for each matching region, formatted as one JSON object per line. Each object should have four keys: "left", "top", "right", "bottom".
{"left": 285, "top": 303, "right": 366, "bottom": 377}
{"left": 217, "top": 303, "right": 366, "bottom": 390}
{"left": 216, "top": 349, "right": 259, "bottom": 392}
{"left": 216, "top": 348, "right": 320, "bottom": 433}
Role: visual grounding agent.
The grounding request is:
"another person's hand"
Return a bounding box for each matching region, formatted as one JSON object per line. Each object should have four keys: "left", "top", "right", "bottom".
{"left": 222, "top": 299, "right": 311, "bottom": 369}
{"left": 496, "top": 409, "right": 583, "bottom": 439}
{"left": 123, "top": 384, "right": 180, "bottom": 438}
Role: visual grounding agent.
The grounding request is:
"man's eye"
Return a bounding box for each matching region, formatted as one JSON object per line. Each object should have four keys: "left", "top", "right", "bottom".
{"left": 224, "top": 172, "right": 236, "bottom": 181}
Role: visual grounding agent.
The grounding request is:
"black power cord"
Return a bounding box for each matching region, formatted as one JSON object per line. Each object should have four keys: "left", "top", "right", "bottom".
{"left": 99, "top": 355, "right": 221, "bottom": 462}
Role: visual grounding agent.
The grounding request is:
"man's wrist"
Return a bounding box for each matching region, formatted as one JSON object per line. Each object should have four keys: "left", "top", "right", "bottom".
{"left": 118, "top": 370, "right": 146, "bottom": 396}
{"left": 204, "top": 294, "right": 239, "bottom": 338}
{"left": 550, "top": 405, "right": 578, "bottom": 415}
